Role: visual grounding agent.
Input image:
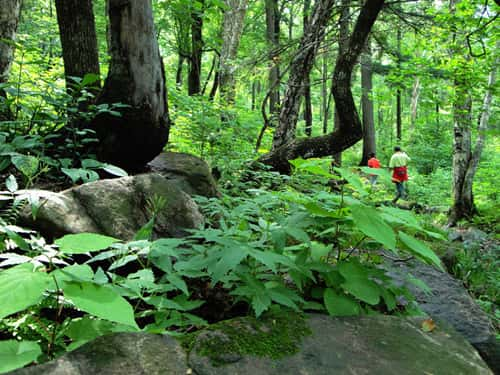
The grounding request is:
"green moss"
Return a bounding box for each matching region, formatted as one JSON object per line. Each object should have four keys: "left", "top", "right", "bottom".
{"left": 178, "top": 310, "right": 311, "bottom": 366}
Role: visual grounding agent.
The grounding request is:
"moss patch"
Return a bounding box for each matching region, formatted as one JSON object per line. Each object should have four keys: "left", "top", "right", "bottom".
{"left": 179, "top": 310, "right": 311, "bottom": 366}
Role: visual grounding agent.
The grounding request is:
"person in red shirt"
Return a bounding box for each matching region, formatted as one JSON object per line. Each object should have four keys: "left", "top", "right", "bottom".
{"left": 367, "top": 152, "right": 381, "bottom": 186}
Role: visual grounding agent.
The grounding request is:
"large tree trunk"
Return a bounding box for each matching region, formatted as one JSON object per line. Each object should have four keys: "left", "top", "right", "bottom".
{"left": 219, "top": 0, "right": 248, "bottom": 107}
{"left": 0, "top": 0, "right": 21, "bottom": 121}
{"left": 55, "top": 0, "right": 100, "bottom": 92}
{"left": 303, "top": 0, "right": 313, "bottom": 136}
{"left": 359, "top": 37, "right": 375, "bottom": 166}
{"left": 188, "top": 0, "right": 204, "bottom": 96}
{"left": 266, "top": 0, "right": 280, "bottom": 121}
{"left": 260, "top": 0, "right": 385, "bottom": 173}
{"left": 271, "top": 0, "right": 336, "bottom": 151}
{"left": 449, "top": 41, "right": 498, "bottom": 225}
{"left": 92, "top": 0, "right": 170, "bottom": 171}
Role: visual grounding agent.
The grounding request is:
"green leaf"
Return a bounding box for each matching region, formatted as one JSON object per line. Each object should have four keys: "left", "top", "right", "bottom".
{"left": 102, "top": 164, "right": 128, "bottom": 177}
{"left": 398, "top": 232, "right": 444, "bottom": 270}
{"left": 134, "top": 218, "right": 155, "bottom": 241}
{"left": 51, "top": 264, "right": 94, "bottom": 288}
{"left": 5, "top": 175, "right": 17, "bottom": 193}
{"left": 0, "top": 263, "right": 50, "bottom": 319}
{"left": 211, "top": 247, "right": 248, "bottom": 284}
{"left": 62, "top": 281, "right": 139, "bottom": 329}
{"left": 350, "top": 205, "right": 396, "bottom": 250}
{"left": 166, "top": 274, "right": 189, "bottom": 295}
{"left": 0, "top": 340, "right": 42, "bottom": 373}
{"left": 310, "top": 241, "right": 331, "bottom": 261}
{"left": 252, "top": 291, "right": 272, "bottom": 317}
{"left": 11, "top": 154, "right": 39, "bottom": 178}
{"left": 55, "top": 233, "right": 119, "bottom": 254}
{"left": 338, "top": 261, "right": 381, "bottom": 305}
{"left": 323, "top": 288, "right": 360, "bottom": 316}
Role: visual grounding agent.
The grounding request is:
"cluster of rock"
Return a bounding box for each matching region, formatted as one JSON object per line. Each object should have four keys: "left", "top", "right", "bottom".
{"left": 13, "top": 152, "right": 497, "bottom": 374}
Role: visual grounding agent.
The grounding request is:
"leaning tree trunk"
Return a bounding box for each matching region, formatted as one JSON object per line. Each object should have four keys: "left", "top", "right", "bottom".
{"left": 303, "top": 0, "right": 313, "bottom": 136}
{"left": 55, "top": 0, "right": 100, "bottom": 93}
{"left": 271, "top": 0, "right": 336, "bottom": 151}
{"left": 92, "top": 0, "right": 170, "bottom": 171}
{"left": 0, "top": 0, "right": 21, "bottom": 121}
{"left": 260, "top": 0, "right": 385, "bottom": 173}
{"left": 359, "top": 37, "right": 375, "bottom": 166}
{"left": 219, "top": 0, "right": 248, "bottom": 108}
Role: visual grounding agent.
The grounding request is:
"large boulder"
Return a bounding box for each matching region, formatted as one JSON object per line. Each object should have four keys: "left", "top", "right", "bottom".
{"left": 11, "top": 314, "right": 492, "bottom": 375}
{"left": 147, "top": 152, "right": 218, "bottom": 197}
{"left": 20, "top": 173, "right": 204, "bottom": 240}
{"left": 384, "top": 259, "right": 499, "bottom": 373}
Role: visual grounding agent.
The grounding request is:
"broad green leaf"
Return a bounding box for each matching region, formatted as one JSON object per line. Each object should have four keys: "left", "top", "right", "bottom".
{"left": 134, "top": 218, "right": 155, "bottom": 241}
{"left": 211, "top": 247, "right": 248, "bottom": 284}
{"left": 323, "top": 288, "right": 360, "bottom": 316}
{"left": 51, "top": 264, "right": 94, "bottom": 288}
{"left": 0, "top": 340, "right": 42, "bottom": 374}
{"left": 310, "top": 241, "right": 331, "bottom": 261}
{"left": 398, "top": 232, "right": 443, "bottom": 270}
{"left": 350, "top": 205, "right": 396, "bottom": 250}
{"left": 62, "top": 281, "right": 139, "bottom": 329}
{"left": 252, "top": 291, "right": 272, "bottom": 317}
{"left": 81, "top": 73, "right": 100, "bottom": 87}
{"left": 11, "top": 154, "right": 39, "bottom": 178}
{"left": 338, "top": 261, "right": 380, "bottom": 305}
{"left": 166, "top": 274, "right": 189, "bottom": 296}
{"left": 0, "top": 263, "right": 50, "bottom": 319}
{"left": 55, "top": 233, "right": 119, "bottom": 254}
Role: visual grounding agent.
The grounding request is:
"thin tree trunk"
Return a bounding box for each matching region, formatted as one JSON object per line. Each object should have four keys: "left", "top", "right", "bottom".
{"left": 395, "top": 25, "right": 402, "bottom": 141}
{"left": 202, "top": 53, "right": 216, "bottom": 95}
{"left": 55, "top": 0, "right": 100, "bottom": 96}
{"left": 266, "top": 0, "right": 280, "bottom": 120}
{"left": 188, "top": 0, "right": 204, "bottom": 95}
{"left": 409, "top": 76, "right": 420, "bottom": 131}
{"left": 219, "top": 0, "right": 248, "bottom": 109}
{"left": 92, "top": 0, "right": 170, "bottom": 171}
{"left": 176, "top": 55, "right": 185, "bottom": 89}
{"left": 303, "top": 0, "right": 313, "bottom": 136}
{"left": 0, "top": 0, "right": 22, "bottom": 121}
{"left": 359, "top": 37, "right": 375, "bottom": 166}
{"left": 261, "top": 0, "right": 385, "bottom": 173}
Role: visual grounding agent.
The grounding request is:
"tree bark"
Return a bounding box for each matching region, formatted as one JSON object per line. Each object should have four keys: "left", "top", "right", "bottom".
{"left": 219, "top": 0, "right": 248, "bottom": 107}
{"left": 271, "top": 0, "right": 336, "bottom": 151}
{"left": 359, "top": 37, "right": 375, "bottom": 166}
{"left": 55, "top": 0, "right": 100, "bottom": 92}
{"left": 395, "top": 25, "right": 402, "bottom": 141}
{"left": 409, "top": 76, "right": 420, "bottom": 132}
{"left": 303, "top": 0, "right": 313, "bottom": 136}
{"left": 188, "top": 0, "right": 204, "bottom": 96}
{"left": 0, "top": 0, "right": 21, "bottom": 121}
{"left": 449, "top": 40, "right": 498, "bottom": 224}
{"left": 260, "top": 0, "right": 385, "bottom": 173}
{"left": 266, "top": 0, "right": 280, "bottom": 120}
{"left": 92, "top": 0, "right": 170, "bottom": 171}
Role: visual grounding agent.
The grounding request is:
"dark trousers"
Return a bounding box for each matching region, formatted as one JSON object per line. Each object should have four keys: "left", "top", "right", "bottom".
{"left": 393, "top": 182, "right": 406, "bottom": 203}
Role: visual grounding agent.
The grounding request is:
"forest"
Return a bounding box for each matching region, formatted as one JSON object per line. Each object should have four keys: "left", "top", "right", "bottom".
{"left": 0, "top": 0, "right": 498, "bottom": 373}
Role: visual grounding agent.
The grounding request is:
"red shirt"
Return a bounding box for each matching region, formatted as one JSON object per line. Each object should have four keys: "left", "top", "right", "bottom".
{"left": 368, "top": 158, "right": 381, "bottom": 168}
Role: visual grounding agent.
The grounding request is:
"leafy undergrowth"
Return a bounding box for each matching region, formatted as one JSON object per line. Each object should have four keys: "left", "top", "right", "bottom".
{"left": 0, "top": 159, "right": 446, "bottom": 373}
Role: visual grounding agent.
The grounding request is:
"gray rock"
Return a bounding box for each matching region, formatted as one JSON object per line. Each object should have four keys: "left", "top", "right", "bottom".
{"left": 11, "top": 315, "right": 492, "bottom": 375}
{"left": 20, "top": 173, "right": 204, "bottom": 240}
{"left": 10, "top": 332, "right": 189, "bottom": 375}
{"left": 188, "top": 314, "right": 491, "bottom": 375}
{"left": 384, "top": 259, "right": 499, "bottom": 373}
{"left": 148, "top": 152, "right": 218, "bottom": 197}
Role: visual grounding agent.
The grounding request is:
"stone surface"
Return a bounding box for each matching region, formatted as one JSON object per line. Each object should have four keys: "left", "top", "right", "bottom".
{"left": 11, "top": 315, "right": 492, "bottom": 375}
{"left": 20, "top": 173, "right": 204, "bottom": 240}
{"left": 10, "top": 332, "right": 188, "bottom": 375}
{"left": 148, "top": 152, "right": 218, "bottom": 197}
{"left": 188, "top": 314, "right": 492, "bottom": 375}
{"left": 384, "top": 259, "right": 499, "bottom": 373}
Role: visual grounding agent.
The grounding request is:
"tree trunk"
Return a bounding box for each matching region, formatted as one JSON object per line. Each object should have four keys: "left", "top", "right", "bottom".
{"left": 188, "top": 0, "right": 204, "bottom": 96}
{"left": 92, "top": 0, "right": 170, "bottom": 171}
{"left": 321, "top": 50, "right": 329, "bottom": 134}
{"left": 219, "top": 0, "right": 248, "bottom": 107}
{"left": 0, "top": 0, "right": 21, "bottom": 121}
{"left": 359, "top": 37, "right": 375, "bottom": 166}
{"left": 332, "top": 0, "right": 351, "bottom": 165}
{"left": 176, "top": 55, "right": 185, "bottom": 88}
{"left": 55, "top": 0, "right": 100, "bottom": 92}
{"left": 395, "top": 25, "right": 402, "bottom": 141}
{"left": 303, "top": 0, "right": 313, "bottom": 136}
{"left": 449, "top": 41, "right": 498, "bottom": 224}
{"left": 409, "top": 76, "right": 420, "bottom": 132}
{"left": 260, "top": 0, "right": 385, "bottom": 173}
{"left": 266, "top": 0, "right": 280, "bottom": 120}
{"left": 271, "top": 0, "right": 336, "bottom": 151}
